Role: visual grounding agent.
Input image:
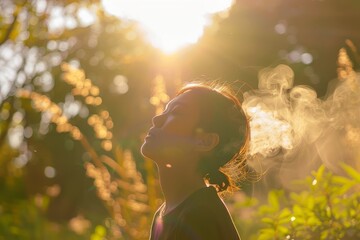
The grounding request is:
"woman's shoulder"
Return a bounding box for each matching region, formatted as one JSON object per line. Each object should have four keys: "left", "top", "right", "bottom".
{"left": 176, "top": 187, "right": 241, "bottom": 239}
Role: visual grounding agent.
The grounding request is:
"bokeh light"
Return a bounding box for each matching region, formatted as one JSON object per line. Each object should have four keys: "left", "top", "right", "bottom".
{"left": 44, "top": 166, "right": 56, "bottom": 178}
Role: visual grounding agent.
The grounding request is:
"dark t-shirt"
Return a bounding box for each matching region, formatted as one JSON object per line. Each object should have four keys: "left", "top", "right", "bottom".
{"left": 150, "top": 186, "right": 241, "bottom": 240}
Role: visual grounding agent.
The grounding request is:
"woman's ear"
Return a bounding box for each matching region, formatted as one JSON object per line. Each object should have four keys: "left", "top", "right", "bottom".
{"left": 195, "top": 132, "right": 219, "bottom": 152}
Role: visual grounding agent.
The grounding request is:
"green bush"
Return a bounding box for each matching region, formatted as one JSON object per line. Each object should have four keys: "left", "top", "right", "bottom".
{"left": 234, "top": 164, "right": 360, "bottom": 240}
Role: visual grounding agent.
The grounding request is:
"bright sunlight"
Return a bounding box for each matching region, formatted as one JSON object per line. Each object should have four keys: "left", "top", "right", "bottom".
{"left": 102, "top": 0, "right": 234, "bottom": 53}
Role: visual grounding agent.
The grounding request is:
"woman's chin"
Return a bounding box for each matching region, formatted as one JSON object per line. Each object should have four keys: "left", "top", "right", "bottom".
{"left": 140, "top": 143, "right": 148, "bottom": 157}
{"left": 140, "top": 141, "right": 155, "bottom": 159}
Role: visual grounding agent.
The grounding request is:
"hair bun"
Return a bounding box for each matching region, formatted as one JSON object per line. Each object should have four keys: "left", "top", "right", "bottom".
{"left": 207, "top": 169, "right": 230, "bottom": 192}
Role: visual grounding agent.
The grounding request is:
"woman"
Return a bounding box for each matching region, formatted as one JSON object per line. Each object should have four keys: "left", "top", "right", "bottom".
{"left": 141, "top": 82, "right": 250, "bottom": 240}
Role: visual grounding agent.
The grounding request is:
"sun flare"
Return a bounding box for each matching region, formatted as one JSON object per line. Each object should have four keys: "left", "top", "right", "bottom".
{"left": 101, "top": 0, "right": 234, "bottom": 53}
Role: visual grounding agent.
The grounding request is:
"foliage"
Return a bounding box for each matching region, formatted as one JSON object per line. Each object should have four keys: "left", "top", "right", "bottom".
{"left": 6, "top": 63, "right": 159, "bottom": 239}
{"left": 0, "top": 189, "right": 93, "bottom": 240}
{"left": 233, "top": 164, "right": 360, "bottom": 240}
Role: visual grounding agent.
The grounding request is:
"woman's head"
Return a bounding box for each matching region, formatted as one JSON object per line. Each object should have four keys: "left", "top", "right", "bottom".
{"left": 177, "top": 83, "right": 250, "bottom": 192}
{"left": 141, "top": 82, "right": 250, "bottom": 193}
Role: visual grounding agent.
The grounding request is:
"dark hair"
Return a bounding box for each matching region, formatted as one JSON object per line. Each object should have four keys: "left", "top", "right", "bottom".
{"left": 177, "top": 82, "right": 250, "bottom": 193}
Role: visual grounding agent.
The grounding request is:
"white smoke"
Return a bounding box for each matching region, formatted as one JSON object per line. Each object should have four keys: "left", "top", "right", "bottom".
{"left": 243, "top": 63, "right": 360, "bottom": 191}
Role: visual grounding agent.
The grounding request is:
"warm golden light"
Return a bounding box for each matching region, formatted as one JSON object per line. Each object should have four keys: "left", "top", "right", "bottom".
{"left": 102, "top": 0, "right": 234, "bottom": 53}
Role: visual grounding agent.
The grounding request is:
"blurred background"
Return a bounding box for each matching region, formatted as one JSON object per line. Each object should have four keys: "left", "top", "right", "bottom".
{"left": 1, "top": 0, "right": 360, "bottom": 239}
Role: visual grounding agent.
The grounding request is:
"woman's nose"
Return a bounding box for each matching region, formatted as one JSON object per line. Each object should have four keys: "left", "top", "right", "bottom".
{"left": 152, "top": 113, "right": 166, "bottom": 127}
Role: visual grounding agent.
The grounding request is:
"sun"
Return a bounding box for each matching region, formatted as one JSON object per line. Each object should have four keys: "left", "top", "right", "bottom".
{"left": 101, "top": 0, "right": 234, "bottom": 54}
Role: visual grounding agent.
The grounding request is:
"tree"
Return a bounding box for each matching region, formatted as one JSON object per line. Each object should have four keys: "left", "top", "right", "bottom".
{"left": 0, "top": 1, "right": 161, "bottom": 239}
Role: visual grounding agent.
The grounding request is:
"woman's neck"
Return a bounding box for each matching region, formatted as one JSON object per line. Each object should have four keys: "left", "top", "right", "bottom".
{"left": 157, "top": 164, "right": 206, "bottom": 215}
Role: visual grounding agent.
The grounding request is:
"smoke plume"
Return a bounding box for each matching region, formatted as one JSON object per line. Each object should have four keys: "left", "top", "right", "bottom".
{"left": 243, "top": 50, "right": 360, "bottom": 192}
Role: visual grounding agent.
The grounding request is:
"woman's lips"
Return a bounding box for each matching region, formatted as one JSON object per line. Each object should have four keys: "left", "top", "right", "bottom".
{"left": 145, "top": 129, "right": 156, "bottom": 138}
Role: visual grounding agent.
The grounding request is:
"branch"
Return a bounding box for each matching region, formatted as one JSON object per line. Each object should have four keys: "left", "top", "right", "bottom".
{"left": 0, "top": 97, "right": 15, "bottom": 147}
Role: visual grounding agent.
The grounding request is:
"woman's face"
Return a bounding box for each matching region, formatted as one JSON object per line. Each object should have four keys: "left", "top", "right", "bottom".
{"left": 141, "top": 91, "right": 202, "bottom": 166}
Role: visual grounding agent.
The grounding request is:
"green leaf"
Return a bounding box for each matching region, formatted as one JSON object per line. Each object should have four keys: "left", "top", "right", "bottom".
{"left": 259, "top": 205, "right": 275, "bottom": 215}
{"left": 315, "top": 165, "right": 325, "bottom": 180}
{"left": 268, "top": 191, "right": 280, "bottom": 211}
{"left": 305, "top": 196, "right": 315, "bottom": 209}
{"left": 341, "top": 163, "right": 360, "bottom": 182}
{"left": 261, "top": 217, "right": 274, "bottom": 225}
{"left": 307, "top": 216, "right": 321, "bottom": 226}
{"left": 332, "top": 175, "right": 352, "bottom": 185}
{"left": 279, "top": 208, "right": 291, "bottom": 219}
{"left": 277, "top": 225, "right": 289, "bottom": 235}
{"left": 259, "top": 228, "right": 276, "bottom": 240}
{"left": 293, "top": 204, "right": 303, "bottom": 216}
{"left": 337, "top": 182, "right": 356, "bottom": 195}
{"left": 320, "top": 230, "right": 329, "bottom": 240}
